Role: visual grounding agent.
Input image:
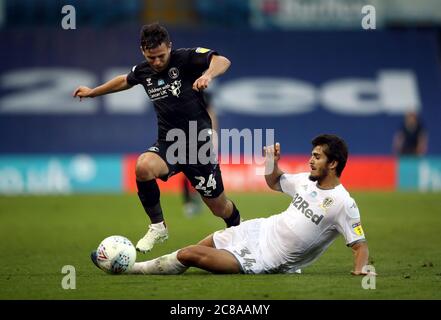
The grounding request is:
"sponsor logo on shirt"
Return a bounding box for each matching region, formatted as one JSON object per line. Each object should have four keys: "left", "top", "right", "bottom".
{"left": 169, "top": 80, "right": 182, "bottom": 98}
{"left": 352, "top": 222, "right": 364, "bottom": 236}
{"left": 146, "top": 78, "right": 152, "bottom": 86}
{"left": 292, "top": 193, "right": 324, "bottom": 225}
{"left": 158, "top": 79, "right": 165, "bottom": 86}
{"left": 147, "top": 84, "right": 171, "bottom": 100}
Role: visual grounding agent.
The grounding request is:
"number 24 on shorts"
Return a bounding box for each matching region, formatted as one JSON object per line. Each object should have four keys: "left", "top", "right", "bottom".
{"left": 194, "top": 174, "right": 217, "bottom": 191}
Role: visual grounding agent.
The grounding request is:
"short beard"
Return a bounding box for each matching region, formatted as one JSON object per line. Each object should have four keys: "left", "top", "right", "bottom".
{"left": 309, "top": 167, "right": 329, "bottom": 183}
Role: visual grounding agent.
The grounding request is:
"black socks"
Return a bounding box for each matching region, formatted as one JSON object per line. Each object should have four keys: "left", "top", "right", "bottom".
{"left": 137, "top": 179, "right": 240, "bottom": 228}
{"left": 136, "top": 179, "right": 164, "bottom": 224}
{"left": 224, "top": 201, "right": 241, "bottom": 227}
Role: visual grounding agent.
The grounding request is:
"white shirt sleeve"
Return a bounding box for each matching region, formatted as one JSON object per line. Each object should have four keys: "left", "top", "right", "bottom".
{"left": 279, "top": 173, "right": 303, "bottom": 197}
{"left": 335, "top": 197, "right": 366, "bottom": 246}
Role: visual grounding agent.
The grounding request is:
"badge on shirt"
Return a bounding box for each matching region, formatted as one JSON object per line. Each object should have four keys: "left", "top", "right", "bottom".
{"left": 196, "top": 47, "right": 210, "bottom": 53}
{"left": 168, "top": 67, "right": 179, "bottom": 79}
{"left": 320, "top": 197, "right": 334, "bottom": 211}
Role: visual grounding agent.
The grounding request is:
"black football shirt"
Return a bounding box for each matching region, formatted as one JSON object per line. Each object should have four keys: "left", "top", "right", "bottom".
{"left": 127, "top": 47, "right": 218, "bottom": 143}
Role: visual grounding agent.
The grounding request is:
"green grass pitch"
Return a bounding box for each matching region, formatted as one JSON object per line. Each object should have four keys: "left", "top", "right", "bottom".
{"left": 1, "top": 191, "right": 440, "bottom": 299}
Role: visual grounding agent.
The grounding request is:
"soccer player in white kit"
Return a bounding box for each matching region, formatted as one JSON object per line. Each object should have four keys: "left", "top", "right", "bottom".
{"left": 92, "top": 134, "right": 373, "bottom": 276}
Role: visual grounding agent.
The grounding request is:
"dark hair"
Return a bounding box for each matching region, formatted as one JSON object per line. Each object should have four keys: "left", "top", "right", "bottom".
{"left": 140, "top": 23, "right": 170, "bottom": 50}
{"left": 311, "top": 134, "right": 348, "bottom": 177}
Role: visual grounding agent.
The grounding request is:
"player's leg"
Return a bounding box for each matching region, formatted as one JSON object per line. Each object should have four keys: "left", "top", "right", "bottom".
{"left": 135, "top": 149, "right": 171, "bottom": 253}
{"left": 130, "top": 241, "right": 240, "bottom": 275}
{"left": 184, "top": 164, "right": 241, "bottom": 228}
{"left": 177, "top": 245, "right": 241, "bottom": 274}
{"left": 129, "top": 233, "right": 215, "bottom": 275}
{"left": 197, "top": 234, "right": 216, "bottom": 247}
{"left": 202, "top": 192, "right": 241, "bottom": 227}
{"left": 130, "top": 249, "right": 189, "bottom": 275}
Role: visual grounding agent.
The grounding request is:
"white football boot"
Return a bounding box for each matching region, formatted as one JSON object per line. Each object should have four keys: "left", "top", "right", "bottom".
{"left": 136, "top": 221, "right": 168, "bottom": 253}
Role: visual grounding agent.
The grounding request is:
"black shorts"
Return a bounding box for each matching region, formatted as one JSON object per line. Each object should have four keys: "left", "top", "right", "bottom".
{"left": 146, "top": 141, "right": 224, "bottom": 198}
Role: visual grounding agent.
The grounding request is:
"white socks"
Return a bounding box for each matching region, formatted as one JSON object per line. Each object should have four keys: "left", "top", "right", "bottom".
{"left": 150, "top": 221, "right": 167, "bottom": 231}
{"left": 129, "top": 250, "right": 189, "bottom": 275}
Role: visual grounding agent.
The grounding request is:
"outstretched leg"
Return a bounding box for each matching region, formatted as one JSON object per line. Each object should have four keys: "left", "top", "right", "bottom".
{"left": 130, "top": 235, "right": 240, "bottom": 275}
{"left": 177, "top": 244, "right": 240, "bottom": 274}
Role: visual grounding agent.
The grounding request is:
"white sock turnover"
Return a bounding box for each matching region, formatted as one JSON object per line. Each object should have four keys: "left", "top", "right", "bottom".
{"left": 129, "top": 250, "right": 188, "bottom": 275}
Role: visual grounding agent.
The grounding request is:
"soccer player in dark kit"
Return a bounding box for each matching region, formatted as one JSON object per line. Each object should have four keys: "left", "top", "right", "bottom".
{"left": 73, "top": 23, "right": 241, "bottom": 253}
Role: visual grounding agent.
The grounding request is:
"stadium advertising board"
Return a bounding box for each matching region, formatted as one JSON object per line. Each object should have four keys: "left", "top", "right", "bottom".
{"left": 0, "top": 155, "right": 122, "bottom": 194}
{"left": 3, "top": 155, "right": 439, "bottom": 193}
{"left": 399, "top": 157, "right": 441, "bottom": 191}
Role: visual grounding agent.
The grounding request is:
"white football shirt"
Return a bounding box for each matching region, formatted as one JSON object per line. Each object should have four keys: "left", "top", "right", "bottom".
{"left": 258, "top": 172, "right": 366, "bottom": 273}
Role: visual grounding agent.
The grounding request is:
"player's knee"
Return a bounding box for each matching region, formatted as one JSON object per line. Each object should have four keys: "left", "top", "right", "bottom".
{"left": 177, "top": 245, "right": 203, "bottom": 265}
{"left": 135, "top": 155, "right": 156, "bottom": 180}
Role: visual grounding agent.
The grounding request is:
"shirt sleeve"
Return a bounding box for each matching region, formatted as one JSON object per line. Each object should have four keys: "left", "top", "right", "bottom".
{"left": 279, "top": 173, "right": 302, "bottom": 197}
{"left": 188, "top": 47, "right": 219, "bottom": 73}
{"left": 335, "top": 197, "right": 366, "bottom": 246}
{"left": 126, "top": 65, "right": 141, "bottom": 86}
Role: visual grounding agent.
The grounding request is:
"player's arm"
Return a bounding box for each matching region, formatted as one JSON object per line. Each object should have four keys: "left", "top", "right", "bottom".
{"left": 73, "top": 74, "right": 132, "bottom": 100}
{"left": 193, "top": 55, "right": 231, "bottom": 91}
{"left": 264, "top": 143, "right": 285, "bottom": 192}
{"left": 350, "top": 241, "right": 375, "bottom": 275}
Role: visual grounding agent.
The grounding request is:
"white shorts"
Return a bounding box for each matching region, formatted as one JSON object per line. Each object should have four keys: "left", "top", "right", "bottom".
{"left": 213, "top": 218, "right": 266, "bottom": 274}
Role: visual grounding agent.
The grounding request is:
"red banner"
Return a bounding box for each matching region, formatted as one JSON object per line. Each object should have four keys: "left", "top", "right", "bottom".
{"left": 123, "top": 155, "right": 396, "bottom": 192}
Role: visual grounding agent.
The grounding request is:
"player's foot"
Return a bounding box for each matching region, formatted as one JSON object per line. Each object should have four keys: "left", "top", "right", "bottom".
{"left": 136, "top": 222, "right": 168, "bottom": 253}
{"left": 295, "top": 269, "right": 302, "bottom": 274}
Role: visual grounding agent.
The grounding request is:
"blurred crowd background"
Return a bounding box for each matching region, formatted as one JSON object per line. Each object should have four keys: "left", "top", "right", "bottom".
{"left": 0, "top": 0, "right": 440, "bottom": 194}
{"left": 2, "top": 0, "right": 441, "bottom": 29}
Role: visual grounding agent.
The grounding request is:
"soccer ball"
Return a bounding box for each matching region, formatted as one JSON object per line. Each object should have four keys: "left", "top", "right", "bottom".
{"left": 95, "top": 235, "right": 136, "bottom": 274}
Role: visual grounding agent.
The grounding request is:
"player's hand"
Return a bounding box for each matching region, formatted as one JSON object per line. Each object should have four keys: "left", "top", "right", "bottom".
{"left": 192, "top": 74, "right": 212, "bottom": 92}
{"left": 73, "top": 86, "right": 94, "bottom": 101}
{"left": 263, "top": 143, "right": 281, "bottom": 162}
